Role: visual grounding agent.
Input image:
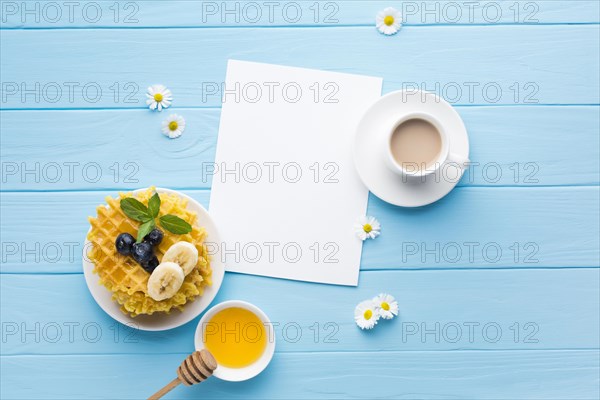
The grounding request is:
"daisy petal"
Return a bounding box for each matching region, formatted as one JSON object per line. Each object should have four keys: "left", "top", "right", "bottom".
{"left": 354, "top": 300, "right": 380, "bottom": 329}
{"left": 375, "top": 7, "right": 402, "bottom": 36}
{"left": 373, "top": 293, "right": 399, "bottom": 320}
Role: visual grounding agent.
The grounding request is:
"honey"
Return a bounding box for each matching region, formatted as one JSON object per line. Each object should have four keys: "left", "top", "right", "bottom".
{"left": 203, "top": 307, "right": 267, "bottom": 368}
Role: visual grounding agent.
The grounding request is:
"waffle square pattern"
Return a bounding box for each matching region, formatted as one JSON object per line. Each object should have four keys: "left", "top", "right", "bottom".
{"left": 87, "top": 188, "right": 212, "bottom": 316}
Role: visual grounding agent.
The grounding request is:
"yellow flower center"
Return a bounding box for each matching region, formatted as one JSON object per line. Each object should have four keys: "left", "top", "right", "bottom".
{"left": 154, "top": 93, "right": 163, "bottom": 102}
{"left": 381, "top": 302, "right": 390, "bottom": 311}
{"left": 384, "top": 15, "right": 395, "bottom": 26}
{"left": 363, "top": 224, "right": 372, "bottom": 233}
{"left": 363, "top": 309, "right": 373, "bottom": 320}
{"left": 168, "top": 121, "right": 178, "bottom": 131}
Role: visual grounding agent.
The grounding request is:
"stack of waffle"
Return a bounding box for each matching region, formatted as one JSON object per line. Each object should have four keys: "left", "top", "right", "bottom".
{"left": 87, "top": 188, "right": 212, "bottom": 317}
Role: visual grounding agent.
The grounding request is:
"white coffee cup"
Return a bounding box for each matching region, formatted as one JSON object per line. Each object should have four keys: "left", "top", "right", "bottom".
{"left": 384, "top": 111, "right": 469, "bottom": 180}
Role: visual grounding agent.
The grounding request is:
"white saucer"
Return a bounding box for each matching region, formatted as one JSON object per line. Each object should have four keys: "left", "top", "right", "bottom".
{"left": 83, "top": 188, "right": 225, "bottom": 331}
{"left": 353, "top": 90, "right": 469, "bottom": 207}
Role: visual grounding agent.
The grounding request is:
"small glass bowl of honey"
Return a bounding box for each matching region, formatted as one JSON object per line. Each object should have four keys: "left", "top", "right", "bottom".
{"left": 195, "top": 300, "right": 276, "bottom": 381}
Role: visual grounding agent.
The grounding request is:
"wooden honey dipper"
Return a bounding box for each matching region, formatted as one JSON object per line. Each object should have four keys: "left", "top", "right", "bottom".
{"left": 148, "top": 349, "right": 218, "bottom": 400}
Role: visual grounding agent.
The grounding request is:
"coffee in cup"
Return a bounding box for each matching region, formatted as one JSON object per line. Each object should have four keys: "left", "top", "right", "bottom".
{"left": 385, "top": 112, "right": 469, "bottom": 179}
{"left": 390, "top": 118, "right": 442, "bottom": 171}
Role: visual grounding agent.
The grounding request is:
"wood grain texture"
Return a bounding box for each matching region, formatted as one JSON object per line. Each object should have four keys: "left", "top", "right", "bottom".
{"left": 364, "top": 186, "right": 600, "bottom": 269}
{"left": 1, "top": 25, "right": 598, "bottom": 108}
{"left": 1, "top": 187, "right": 598, "bottom": 273}
{"left": 1, "top": 1, "right": 598, "bottom": 28}
{"left": 1, "top": 106, "right": 598, "bottom": 191}
{"left": 1, "top": 1, "right": 599, "bottom": 399}
{"left": 2, "top": 350, "right": 599, "bottom": 399}
{"left": 1, "top": 269, "right": 598, "bottom": 355}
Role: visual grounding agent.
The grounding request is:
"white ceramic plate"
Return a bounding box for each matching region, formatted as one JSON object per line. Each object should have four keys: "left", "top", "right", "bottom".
{"left": 83, "top": 188, "right": 225, "bottom": 331}
{"left": 354, "top": 90, "right": 470, "bottom": 207}
{"left": 194, "top": 300, "right": 276, "bottom": 381}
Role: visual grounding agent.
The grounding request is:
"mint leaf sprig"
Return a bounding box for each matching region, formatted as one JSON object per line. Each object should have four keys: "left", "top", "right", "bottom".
{"left": 120, "top": 192, "right": 193, "bottom": 242}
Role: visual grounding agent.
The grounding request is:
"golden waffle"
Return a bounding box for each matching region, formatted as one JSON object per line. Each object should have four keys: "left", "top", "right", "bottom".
{"left": 87, "top": 188, "right": 212, "bottom": 317}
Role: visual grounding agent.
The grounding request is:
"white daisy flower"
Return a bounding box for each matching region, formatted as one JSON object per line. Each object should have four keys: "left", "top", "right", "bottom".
{"left": 376, "top": 7, "right": 402, "bottom": 35}
{"left": 161, "top": 114, "right": 186, "bottom": 139}
{"left": 373, "top": 293, "right": 399, "bottom": 320}
{"left": 354, "top": 216, "right": 381, "bottom": 241}
{"left": 354, "top": 300, "right": 380, "bottom": 330}
{"left": 146, "top": 84, "right": 173, "bottom": 111}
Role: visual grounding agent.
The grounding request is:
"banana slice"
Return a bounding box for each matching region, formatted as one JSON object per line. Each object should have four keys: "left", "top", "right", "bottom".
{"left": 147, "top": 262, "right": 185, "bottom": 301}
{"left": 161, "top": 241, "right": 199, "bottom": 276}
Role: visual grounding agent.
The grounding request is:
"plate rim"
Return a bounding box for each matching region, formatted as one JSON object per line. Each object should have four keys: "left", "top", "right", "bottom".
{"left": 82, "top": 187, "right": 225, "bottom": 331}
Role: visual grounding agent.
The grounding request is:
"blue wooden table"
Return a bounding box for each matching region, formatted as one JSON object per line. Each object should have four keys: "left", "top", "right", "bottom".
{"left": 1, "top": 1, "right": 599, "bottom": 398}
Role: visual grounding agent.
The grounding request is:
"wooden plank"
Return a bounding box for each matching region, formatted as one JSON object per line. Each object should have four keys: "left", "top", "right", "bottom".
{"left": 1, "top": 269, "right": 598, "bottom": 355}
{"left": 1, "top": 1, "right": 598, "bottom": 29}
{"left": 0, "top": 109, "right": 221, "bottom": 191}
{"left": 1, "top": 25, "right": 598, "bottom": 108}
{"left": 363, "top": 186, "right": 600, "bottom": 269}
{"left": 1, "top": 107, "right": 598, "bottom": 191}
{"left": 2, "top": 350, "right": 599, "bottom": 399}
{"left": 1, "top": 187, "right": 598, "bottom": 273}
{"left": 1, "top": 0, "right": 598, "bottom": 29}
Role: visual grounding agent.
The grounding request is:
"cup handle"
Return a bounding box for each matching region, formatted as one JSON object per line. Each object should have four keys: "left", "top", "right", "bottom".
{"left": 446, "top": 152, "right": 470, "bottom": 170}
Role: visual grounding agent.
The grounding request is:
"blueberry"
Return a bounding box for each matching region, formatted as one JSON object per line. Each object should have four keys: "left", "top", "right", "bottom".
{"left": 141, "top": 256, "right": 159, "bottom": 273}
{"left": 115, "top": 233, "right": 135, "bottom": 256}
{"left": 132, "top": 242, "right": 154, "bottom": 264}
{"left": 144, "top": 228, "right": 164, "bottom": 247}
